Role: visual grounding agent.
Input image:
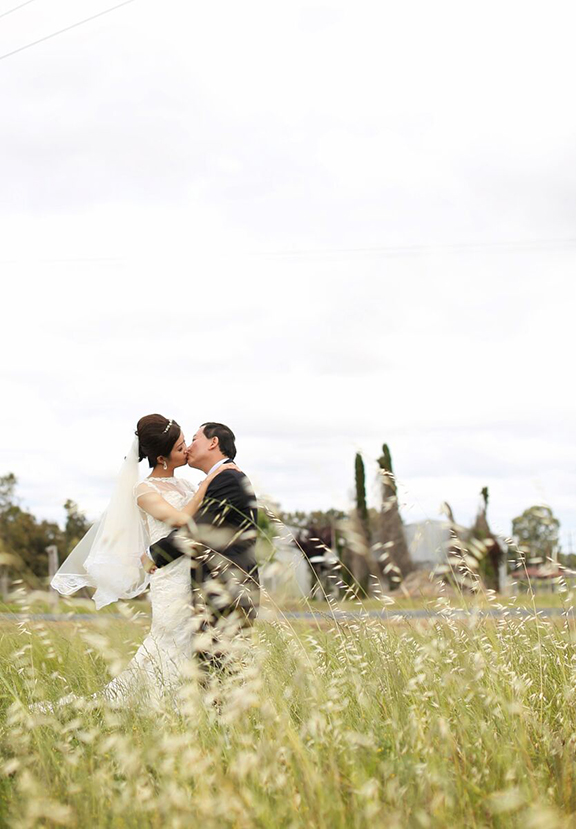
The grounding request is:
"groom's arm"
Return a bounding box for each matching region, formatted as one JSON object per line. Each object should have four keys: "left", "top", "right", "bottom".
{"left": 149, "top": 520, "right": 207, "bottom": 569}
{"left": 149, "top": 529, "right": 183, "bottom": 568}
{"left": 150, "top": 472, "right": 256, "bottom": 567}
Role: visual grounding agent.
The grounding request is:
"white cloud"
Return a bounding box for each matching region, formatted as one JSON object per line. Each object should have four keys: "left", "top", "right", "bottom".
{"left": 0, "top": 0, "right": 574, "bottom": 547}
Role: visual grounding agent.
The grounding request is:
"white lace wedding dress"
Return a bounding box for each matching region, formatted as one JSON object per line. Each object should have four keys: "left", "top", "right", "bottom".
{"left": 100, "top": 476, "right": 197, "bottom": 705}
{"left": 35, "top": 477, "right": 197, "bottom": 711}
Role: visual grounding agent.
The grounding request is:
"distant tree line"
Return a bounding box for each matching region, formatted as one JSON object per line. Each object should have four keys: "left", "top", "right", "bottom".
{"left": 0, "top": 455, "right": 567, "bottom": 601}
{"left": 0, "top": 473, "right": 90, "bottom": 591}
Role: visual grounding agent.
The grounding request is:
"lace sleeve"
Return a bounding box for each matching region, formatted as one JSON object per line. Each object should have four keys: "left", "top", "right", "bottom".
{"left": 134, "top": 480, "right": 159, "bottom": 501}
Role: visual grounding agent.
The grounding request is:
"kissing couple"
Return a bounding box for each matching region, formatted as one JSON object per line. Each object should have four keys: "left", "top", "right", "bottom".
{"left": 49, "top": 415, "right": 260, "bottom": 707}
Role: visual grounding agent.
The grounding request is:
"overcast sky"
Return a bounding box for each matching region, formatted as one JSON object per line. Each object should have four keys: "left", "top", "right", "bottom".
{"left": 1, "top": 0, "right": 575, "bottom": 547}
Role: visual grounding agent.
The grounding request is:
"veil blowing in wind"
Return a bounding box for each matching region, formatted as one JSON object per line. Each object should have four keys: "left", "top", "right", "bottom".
{"left": 51, "top": 436, "right": 151, "bottom": 609}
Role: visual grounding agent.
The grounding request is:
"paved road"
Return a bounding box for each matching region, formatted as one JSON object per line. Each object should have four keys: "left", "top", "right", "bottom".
{"left": 0, "top": 607, "right": 572, "bottom": 623}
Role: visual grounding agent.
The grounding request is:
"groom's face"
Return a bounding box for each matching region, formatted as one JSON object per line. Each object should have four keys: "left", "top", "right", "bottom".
{"left": 186, "top": 427, "right": 212, "bottom": 468}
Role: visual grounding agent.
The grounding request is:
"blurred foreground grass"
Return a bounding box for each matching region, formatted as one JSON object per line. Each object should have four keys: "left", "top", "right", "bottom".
{"left": 2, "top": 595, "right": 576, "bottom": 827}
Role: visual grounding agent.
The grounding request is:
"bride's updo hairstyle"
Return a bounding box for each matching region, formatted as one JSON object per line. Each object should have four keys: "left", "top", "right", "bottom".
{"left": 135, "top": 414, "right": 181, "bottom": 468}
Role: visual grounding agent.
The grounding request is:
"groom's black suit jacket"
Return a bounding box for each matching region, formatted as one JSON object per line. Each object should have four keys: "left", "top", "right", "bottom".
{"left": 150, "top": 460, "right": 260, "bottom": 622}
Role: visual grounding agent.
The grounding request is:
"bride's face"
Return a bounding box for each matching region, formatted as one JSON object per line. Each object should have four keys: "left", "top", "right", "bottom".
{"left": 167, "top": 431, "right": 188, "bottom": 469}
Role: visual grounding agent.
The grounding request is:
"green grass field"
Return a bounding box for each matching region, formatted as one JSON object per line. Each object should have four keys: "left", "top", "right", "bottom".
{"left": 1, "top": 589, "right": 576, "bottom": 827}
{"left": 1, "top": 588, "right": 572, "bottom": 618}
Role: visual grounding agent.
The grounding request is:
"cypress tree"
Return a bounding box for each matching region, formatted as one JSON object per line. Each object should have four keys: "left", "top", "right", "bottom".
{"left": 350, "top": 452, "right": 373, "bottom": 596}
{"left": 377, "top": 443, "right": 396, "bottom": 495}
{"left": 377, "top": 442, "right": 414, "bottom": 581}
{"left": 355, "top": 453, "right": 368, "bottom": 524}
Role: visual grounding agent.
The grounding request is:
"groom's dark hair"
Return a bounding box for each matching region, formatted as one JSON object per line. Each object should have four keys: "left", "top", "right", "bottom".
{"left": 201, "top": 422, "right": 237, "bottom": 460}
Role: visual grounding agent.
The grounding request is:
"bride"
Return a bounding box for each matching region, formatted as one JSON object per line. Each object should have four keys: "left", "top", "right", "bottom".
{"left": 44, "top": 413, "right": 234, "bottom": 708}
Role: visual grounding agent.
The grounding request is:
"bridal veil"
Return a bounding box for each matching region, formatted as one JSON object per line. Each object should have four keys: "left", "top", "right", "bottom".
{"left": 51, "top": 437, "right": 150, "bottom": 609}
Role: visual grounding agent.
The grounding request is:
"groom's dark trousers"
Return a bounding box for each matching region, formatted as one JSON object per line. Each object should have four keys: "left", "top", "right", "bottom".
{"left": 149, "top": 461, "right": 260, "bottom": 665}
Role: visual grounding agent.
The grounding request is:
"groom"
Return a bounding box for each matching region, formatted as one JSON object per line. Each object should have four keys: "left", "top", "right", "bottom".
{"left": 150, "top": 422, "right": 260, "bottom": 648}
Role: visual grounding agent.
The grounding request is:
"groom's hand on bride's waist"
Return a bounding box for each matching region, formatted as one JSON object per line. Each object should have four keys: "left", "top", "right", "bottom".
{"left": 150, "top": 521, "right": 205, "bottom": 568}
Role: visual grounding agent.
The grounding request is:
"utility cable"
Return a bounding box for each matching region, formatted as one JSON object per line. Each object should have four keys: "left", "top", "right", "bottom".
{"left": 0, "top": 0, "right": 37, "bottom": 21}
{"left": 0, "top": 0, "right": 135, "bottom": 62}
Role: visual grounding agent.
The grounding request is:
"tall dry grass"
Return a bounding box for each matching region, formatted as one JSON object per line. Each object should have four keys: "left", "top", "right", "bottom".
{"left": 1, "top": 580, "right": 576, "bottom": 828}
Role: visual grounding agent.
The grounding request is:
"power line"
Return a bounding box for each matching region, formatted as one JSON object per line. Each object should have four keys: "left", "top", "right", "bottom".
{"left": 0, "top": 0, "right": 136, "bottom": 63}
{"left": 254, "top": 238, "right": 576, "bottom": 260}
{"left": 3, "top": 238, "right": 576, "bottom": 266}
{"left": 0, "top": 0, "right": 37, "bottom": 21}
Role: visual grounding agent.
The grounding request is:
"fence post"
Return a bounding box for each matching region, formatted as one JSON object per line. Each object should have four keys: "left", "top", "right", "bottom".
{"left": 0, "top": 567, "right": 8, "bottom": 602}
{"left": 46, "top": 545, "right": 59, "bottom": 605}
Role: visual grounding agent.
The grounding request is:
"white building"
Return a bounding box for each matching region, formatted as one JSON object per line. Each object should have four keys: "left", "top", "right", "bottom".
{"left": 259, "top": 528, "right": 313, "bottom": 599}
{"left": 404, "top": 520, "right": 452, "bottom": 569}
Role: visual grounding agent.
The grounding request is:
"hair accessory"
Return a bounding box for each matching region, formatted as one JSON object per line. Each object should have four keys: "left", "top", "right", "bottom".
{"left": 163, "top": 419, "right": 173, "bottom": 434}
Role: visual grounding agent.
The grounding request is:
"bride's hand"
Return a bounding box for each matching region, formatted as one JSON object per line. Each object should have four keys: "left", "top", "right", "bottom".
{"left": 141, "top": 554, "right": 157, "bottom": 574}
{"left": 206, "top": 462, "right": 240, "bottom": 483}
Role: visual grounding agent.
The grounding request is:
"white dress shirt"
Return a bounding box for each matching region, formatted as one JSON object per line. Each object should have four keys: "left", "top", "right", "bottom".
{"left": 206, "top": 458, "right": 231, "bottom": 477}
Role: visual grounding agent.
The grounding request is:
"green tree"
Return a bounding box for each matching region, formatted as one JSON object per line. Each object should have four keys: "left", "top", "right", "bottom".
{"left": 0, "top": 473, "right": 63, "bottom": 583}
{"left": 0, "top": 472, "right": 18, "bottom": 513}
{"left": 279, "top": 509, "right": 347, "bottom": 532}
{"left": 352, "top": 453, "right": 372, "bottom": 595}
{"left": 355, "top": 453, "right": 368, "bottom": 527}
{"left": 512, "top": 505, "right": 560, "bottom": 561}
{"left": 377, "top": 443, "right": 413, "bottom": 582}
{"left": 63, "top": 499, "right": 90, "bottom": 556}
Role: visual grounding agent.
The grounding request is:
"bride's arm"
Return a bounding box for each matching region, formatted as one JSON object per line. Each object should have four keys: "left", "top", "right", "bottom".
{"left": 180, "top": 463, "right": 240, "bottom": 519}
{"left": 136, "top": 490, "right": 191, "bottom": 528}
{"left": 136, "top": 464, "right": 239, "bottom": 528}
